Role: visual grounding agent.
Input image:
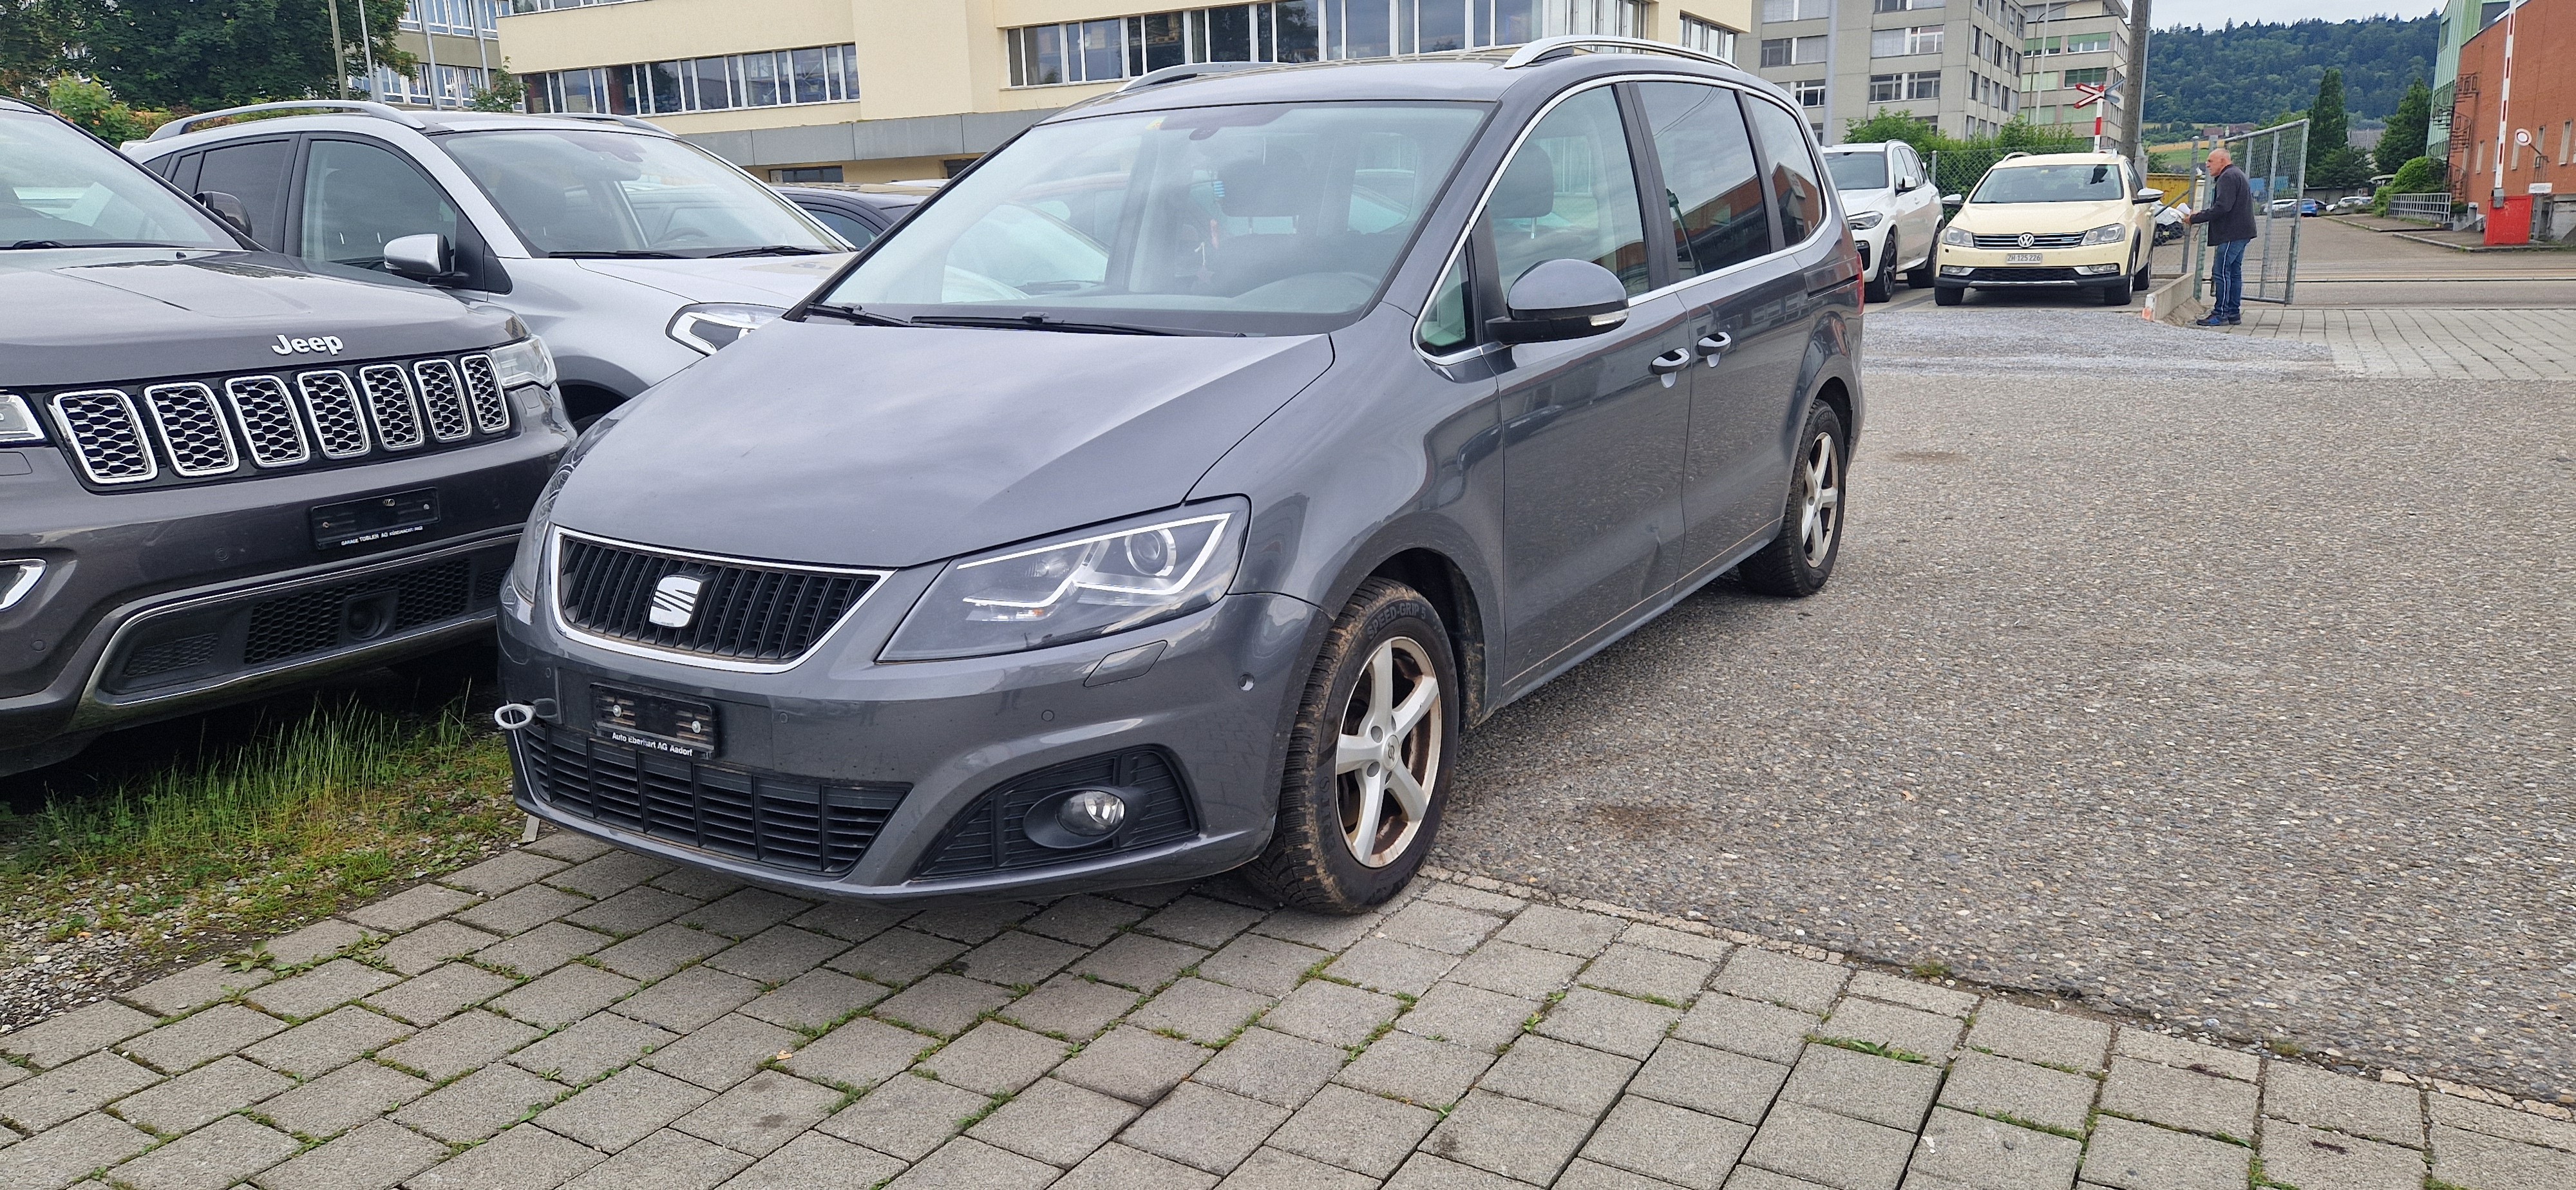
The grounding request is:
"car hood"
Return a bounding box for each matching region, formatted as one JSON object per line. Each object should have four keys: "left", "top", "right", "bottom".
{"left": 0, "top": 248, "right": 511, "bottom": 388}
{"left": 1835, "top": 186, "right": 1896, "bottom": 214}
{"left": 573, "top": 254, "right": 854, "bottom": 307}
{"left": 1951, "top": 199, "right": 2132, "bottom": 234}
{"left": 549, "top": 319, "right": 1334, "bottom": 569}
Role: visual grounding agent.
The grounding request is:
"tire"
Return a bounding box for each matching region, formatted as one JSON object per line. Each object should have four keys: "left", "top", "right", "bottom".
{"left": 1905, "top": 241, "right": 1935, "bottom": 287}
{"left": 1240, "top": 578, "right": 1459, "bottom": 914}
{"left": 1933, "top": 285, "right": 1964, "bottom": 306}
{"left": 2131, "top": 250, "right": 2152, "bottom": 291}
{"left": 1739, "top": 401, "right": 1847, "bottom": 598}
{"left": 1864, "top": 237, "right": 1895, "bottom": 303}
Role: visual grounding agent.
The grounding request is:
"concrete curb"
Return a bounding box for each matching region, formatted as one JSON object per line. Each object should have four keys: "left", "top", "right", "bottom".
{"left": 2386, "top": 229, "right": 2576, "bottom": 253}
{"left": 2144, "top": 270, "right": 2204, "bottom": 326}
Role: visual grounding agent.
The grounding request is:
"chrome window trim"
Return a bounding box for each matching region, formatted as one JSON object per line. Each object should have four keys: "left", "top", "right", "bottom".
{"left": 48, "top": 389, "right": 160, "bottom": 485}
{"left": 545, "top": 525, "right": 895, "bottom": 675}
{"left": 140, "top": 382, "right": 243, "bottom": 478}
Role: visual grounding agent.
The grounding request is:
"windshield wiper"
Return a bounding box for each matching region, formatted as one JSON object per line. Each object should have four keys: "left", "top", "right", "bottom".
{"left": 909, "top": 313, "right": 1231, "bottom": 337}
{"left": 707, "top": 244, "right": 833, "bottom": 258}
{"left": 800, "top": 302, "right": 914, "bottom": 327}
{"left": 5, "top": 239, "right": 201, "bottom": 250}
{"left": 547, "top": 249, "right": 688, "bottom": 259}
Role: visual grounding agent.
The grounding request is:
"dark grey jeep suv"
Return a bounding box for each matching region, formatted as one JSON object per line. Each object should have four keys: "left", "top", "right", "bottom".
{"left": 1, "top": 98, "right": 571, "bottom": 775}
{"left": 498, "top": 38, "right": 1862, "bottom": 912}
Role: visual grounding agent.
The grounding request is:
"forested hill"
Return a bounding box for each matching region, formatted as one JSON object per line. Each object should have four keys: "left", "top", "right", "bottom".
{"left": 2146, "top": 14, "right": 2439, "bottom": 125}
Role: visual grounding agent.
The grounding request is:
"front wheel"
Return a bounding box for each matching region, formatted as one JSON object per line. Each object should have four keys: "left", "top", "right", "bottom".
{"left": 1739, "top": 401, "right": 1846, "bottom": 598}
{"left": 1240, "top": 578, "right": 1459, "bottom": 913}
{"left": 1864, "top": 237, "right": 1896, "bottom": 303}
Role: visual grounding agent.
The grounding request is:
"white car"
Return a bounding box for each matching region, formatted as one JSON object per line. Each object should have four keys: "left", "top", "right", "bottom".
{"left": 1823, "top": 141, "right": 1940, "bottom": 302}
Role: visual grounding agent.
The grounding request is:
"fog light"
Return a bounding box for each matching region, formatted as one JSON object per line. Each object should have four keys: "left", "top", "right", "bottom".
{"left": 1059, "top": 789, "right": 1126, "bottom": 837}
{"left": 1940, "top": 265, "right": 1973, "bottom": 276}
{"left": 2076, "top": 263, "right": 2121, "bottom": 275}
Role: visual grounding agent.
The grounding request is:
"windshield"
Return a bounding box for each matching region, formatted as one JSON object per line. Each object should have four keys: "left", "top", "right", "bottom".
{"left": 0, "top": 111, "right": 235, "bottom": 249}
{"left": 442, "top": 129, "right": 836, "bottom": 256}
{"left": 1824, "top": 152, "right": 1888, "bottom": 191}
{"left": 1971, "top": 162, "right": 2125, "bottom": 204}
{"left": 819, "top": 102, "right": 1488, "bottom": 335}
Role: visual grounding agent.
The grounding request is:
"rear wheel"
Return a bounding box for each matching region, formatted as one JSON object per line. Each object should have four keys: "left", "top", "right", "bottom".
{"left": 1739, "top": 402, "right": 1846, "bottom": 598}
{"left": 1240, "top": 578, "right": 1457, "bottom": 913}
{"left": 1864, "top": 236, "right": 1896, "bottom": 303}
{"left": 1934, "top": 285, "right": 1964, "bottom": 306}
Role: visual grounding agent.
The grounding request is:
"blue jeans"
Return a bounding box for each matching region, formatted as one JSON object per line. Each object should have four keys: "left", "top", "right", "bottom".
{"left": 2210, "top": 238, "right": 2248, "bottom": 322}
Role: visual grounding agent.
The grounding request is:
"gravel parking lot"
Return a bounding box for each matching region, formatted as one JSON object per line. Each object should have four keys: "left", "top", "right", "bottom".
{"left": 1433, "top": 306, "right": 2575, "bottom": 1103}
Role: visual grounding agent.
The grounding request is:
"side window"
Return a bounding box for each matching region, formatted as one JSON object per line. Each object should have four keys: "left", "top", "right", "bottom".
{"left": 299, "top": 139, "right": 462, "bottom": 270}
{"left": 193, "top": 138, "right": 293, "bottom": 245}
{"left": 1745, "top": 100, "right": 1827, "bottom": 246}
{"left": 1417, "top": 247, "right": 1472, "bottom": 355}
{"left": 1636, "top": 82, "right": 1771, "bottom": 279}
{"left": 1486, "top": 86, "right": 1652, "bottom": 298}
{"left": 806, "top": 206, "right": 879, "bottom": 247}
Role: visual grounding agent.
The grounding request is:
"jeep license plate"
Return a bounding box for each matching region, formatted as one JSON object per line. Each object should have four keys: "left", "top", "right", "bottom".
{"left": 2006, "top": 252, "right": 2042, "bottom": 264}
{"left": 592, "top": 686, "right": 718, "bottom": 757}
{"left": 310, "top": 488, "right": 438, "bottom": 549}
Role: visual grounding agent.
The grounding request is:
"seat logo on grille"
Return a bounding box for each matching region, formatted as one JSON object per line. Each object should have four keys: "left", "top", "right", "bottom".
{"left": 2017, "top": 232, "right": 2035, "bottom": 249}
{"left": 649, "top": 574, "right": 704, "bottom": 628}
{"left": 272, "top": 334, "right": 346, "bottom": 355}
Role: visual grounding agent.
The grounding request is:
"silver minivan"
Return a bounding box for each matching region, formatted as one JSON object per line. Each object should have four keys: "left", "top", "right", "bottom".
{"left": 129, "top": 104, "right": 851, "bottom": 423}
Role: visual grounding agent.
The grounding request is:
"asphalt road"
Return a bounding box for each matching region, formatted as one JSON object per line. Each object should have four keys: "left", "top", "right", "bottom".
{"left": 1431, "top": 305, "right": 2576, "bottom": 1103}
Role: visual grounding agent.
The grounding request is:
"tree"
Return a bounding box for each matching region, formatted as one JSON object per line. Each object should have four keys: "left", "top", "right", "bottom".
{"left": 2375, "top": 78, "right": 2430, "bottom": 176}
{"left": 43, "top": 74, "right": 169, "bottom": 140}
{"left": 66, "top": 0, "right": 414, "bottom": 113}
{"left": 1, "top": 0, "right": 73, "bottom": 99}
{"left": 1842, "top": 109, "right": 1940, "bottom": 153}
{"left": 2307, "top": 67, "right": 2349, "bottom": 171}
{"left": 2387, "top": 155, "right": 2443, "bottom": 194}
{"left": 2147, "top": 15, "right": 2437, "bottom": 127}
{"left": 466, "top": 68, "right": 524, "bottom": 113}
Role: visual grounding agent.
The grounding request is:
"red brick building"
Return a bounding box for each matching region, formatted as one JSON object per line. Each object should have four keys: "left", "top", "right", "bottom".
{"left": 2450, "top": 0, "right": 2576, "bottom": 241}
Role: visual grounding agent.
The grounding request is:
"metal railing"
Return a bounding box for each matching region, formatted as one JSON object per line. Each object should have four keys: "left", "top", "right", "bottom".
{"left": 2193, "top": 118, "right": 2307, "bottom": 307}
{"left": 2386, "top": 192, "right": 2450, "bottom": 223}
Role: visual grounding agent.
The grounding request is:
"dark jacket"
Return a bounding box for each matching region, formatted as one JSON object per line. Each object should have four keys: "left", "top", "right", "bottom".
{"left": 2189, "top": 165, "right": 2257, "bottom": 245}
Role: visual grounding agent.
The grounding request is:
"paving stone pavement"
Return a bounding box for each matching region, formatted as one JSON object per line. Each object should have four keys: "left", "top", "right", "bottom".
{"left": 2220, "top": 307, "right": 2576, "bottom": 379}
{"left": 5, "top": 834, "right": 2572, "bottom": 1190}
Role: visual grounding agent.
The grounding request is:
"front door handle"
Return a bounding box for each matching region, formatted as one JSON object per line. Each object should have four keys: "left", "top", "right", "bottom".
{"left": 1696, "top": 333, "right": 1732, "bottom": 365}
{"left": 1648, "top": 348, "right": 1694, "bottom": 376}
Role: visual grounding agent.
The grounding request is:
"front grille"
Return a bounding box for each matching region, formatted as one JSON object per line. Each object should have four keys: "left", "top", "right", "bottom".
{"left": 242, "top": 556, "right": 476, "bottom": 665}
{"left": 554, "top": 533, "right": 880, "bottom": 666}
{"left": 516, "top": 721, "right": 909, "bottom": 875}
{"left": 104, "top": 544, "right": 512, "bottom": 694}
{"left": 1964, "top": 266, "right": 2084, "bottom": 283}
{"left": 121, "top": 632, "right": 220, "bottom": 679}
{"left": 49, "top": 390, "right": 157, "bottom": 484}
{"left": 914, "top": 748, "right": 1198, "bottom": 880}
{"left": 1972, "top": 232, "right": 2087, "bottom": 249}
{"left": 37, "top": 350, "right": 517, "bottom": 491}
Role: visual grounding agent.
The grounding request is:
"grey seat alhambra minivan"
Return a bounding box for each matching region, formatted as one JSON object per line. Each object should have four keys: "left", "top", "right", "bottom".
{"left": 498, "top": 37, "right": 1863, "bottom": 912}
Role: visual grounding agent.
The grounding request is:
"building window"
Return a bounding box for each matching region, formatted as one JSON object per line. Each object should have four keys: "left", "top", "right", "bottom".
{"left": 509, "top": 0, "right": 643, "bottom": 11}
{"left": 773, "top": 167, "right": 844, "bottom": 184}
{"left": 2061, "top": 65, "right": 2108, "bottom": 87}
{"left": 1875, "top": 0, "right": 1942, "bottom": 10}
{"left": 402, "top": 0, "right": 503, "bottom": 35}
{"left": 1003, "top": 0, "right": 1649, "bottom": 86}
{"left": 1761, "top": 34, "right": 1828, "bottom": 66}
{"left": 1908, "top": 69, "right": 1940, "bottom": 99}
{"left": 370, "top": 62, "right": 496, "bottom": 107}
{"left": 1793, "top": 79, "right": 1826, "bottom": 108}
{"left": 1868, "top": 73, "right": 1902, "bottom": 102}
{"left": 1678, "top": 15, "right": 1738, "bottom": 62}
{"left": 1870, "top": 25, "right": 1943, "bottom": 57}
{"left": 527, "top": 44, "right": 859, "bottom": 115}
{"left": 1763, "top": 0, "right": 1832, "bottom": 19}
{"left": 2063, "top": 33, "right": 2110, "bottom": 53}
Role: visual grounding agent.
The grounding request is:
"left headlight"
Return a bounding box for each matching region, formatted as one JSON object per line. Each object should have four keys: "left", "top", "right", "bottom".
{"left": 1846, "top": 211, "right": 1885, "bottom": 230}
{"left": 668, "top": 303, "right": 783, "bottom": 355}
{"left": 2081, "top": 223, "right": 2126, "bottom": 246}
{"left": 882, "top": 498, "right": 1250, "bottom": 661}
{"left": 489, "top": 335, "right": 557, "bottom": 390}
{"left": 1940, "top": 225, "right": 1973, "bottom": 247}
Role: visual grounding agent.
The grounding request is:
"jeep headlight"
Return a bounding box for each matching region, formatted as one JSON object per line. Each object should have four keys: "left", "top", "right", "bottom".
{"left": 1941, "top": 225, "right": 1973, "bottom": 247}
{"left": 489, "top": 336, "right": 556, "bottom": 390}
{"left": 883, "top": 499, "right": 1249, "bottom": 661}
{"left": 2081, "top": 223, "right": 2126, "bottom": 246}
{"left": 1846, "top": 211, "right": 1884, "bottom": 230}
{"left": 0, "top": 393, "right": 43, "bottom": 444}
{"left": 668, "top": 303, "right": 782, "bottom": 355}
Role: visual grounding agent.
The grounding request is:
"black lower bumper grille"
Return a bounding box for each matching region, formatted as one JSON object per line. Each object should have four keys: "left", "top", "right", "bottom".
{"left": 914, "top": 748, "right": 1198, "bottom": 880}
{"left": 1958, "top": 267, "right": 2086, "bottom": 283}
{"left": 516, "top": 721, "right": 909, "bottom": 876}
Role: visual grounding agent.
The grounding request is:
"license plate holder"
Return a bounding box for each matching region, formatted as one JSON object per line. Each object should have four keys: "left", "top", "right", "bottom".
{"left": 310, "top": 487, "right": 438, "bottom": 549}
{"left": 2006, "top": 252, "right": 2043, "bottom": 264}
{"left": 592, "top": 685, "right": 719, "bottom": 757}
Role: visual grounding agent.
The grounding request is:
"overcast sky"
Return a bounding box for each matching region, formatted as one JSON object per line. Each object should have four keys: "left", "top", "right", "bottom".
{"left": 2151, "top": 0, "right": 2438, "bottom": 27}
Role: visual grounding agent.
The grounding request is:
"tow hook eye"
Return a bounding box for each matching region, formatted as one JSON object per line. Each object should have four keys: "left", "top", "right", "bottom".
{"left": 494, "top": 701, "right": 554, "bottom": 731}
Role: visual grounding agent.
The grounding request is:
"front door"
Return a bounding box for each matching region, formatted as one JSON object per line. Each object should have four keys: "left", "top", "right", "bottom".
{"left": 1490, "top": 84, "right": 1692, "bottom": 683}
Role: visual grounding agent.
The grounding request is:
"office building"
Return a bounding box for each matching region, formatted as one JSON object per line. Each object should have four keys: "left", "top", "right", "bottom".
{"left": 495, "top": 1, "right": 1754, "bottom": 183}
{"left": 2429, "top": 0, "right": 2516, "bottom": 175}
{"left": 361, "top": 0, "right": 512, "bottom": 109}
{"left": 2016, "top": 0, "right": 2123, "bottom": 138}
{"left": 1748, "top": 0, "right": 2026, "bottom": 144}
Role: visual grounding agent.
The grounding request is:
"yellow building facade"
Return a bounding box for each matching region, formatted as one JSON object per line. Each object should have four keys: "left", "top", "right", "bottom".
{"left": 499, "top": 0, "right": 1755, "bottom": 181}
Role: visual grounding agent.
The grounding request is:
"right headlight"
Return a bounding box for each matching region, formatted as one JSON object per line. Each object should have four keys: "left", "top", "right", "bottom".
{"left": 0, "top": 393, "right": 44, "bottom": 444}
{"left": 1846, "top": 211, "right": 1885, "bottom": 230}
{"left": 882, "top": 498, "right": 1249, "bottom": 661}
{"left": 1940, "top": 225, "right": 1973, "bottom": 247}
{"left": 489, "top": 335, "right": 557, "bottom": 390}
{"left": 2080, "top": 223, "right": 2126, "bottom": 245}
{"left": 667, "top": 303, "right": 783, "bottom": 355}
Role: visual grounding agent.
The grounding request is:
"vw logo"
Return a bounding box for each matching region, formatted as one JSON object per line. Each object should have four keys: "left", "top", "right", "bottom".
{"left": 649, "top": 574, "right": 703, "bottom": 628}
{"left": 2017, "top": 232, "right": 2036, "bottom": 249}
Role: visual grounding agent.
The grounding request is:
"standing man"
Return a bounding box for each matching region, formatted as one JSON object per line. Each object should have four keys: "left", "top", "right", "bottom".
{"left": 2189, "top": 147, "right": 2256, "bottom": 326}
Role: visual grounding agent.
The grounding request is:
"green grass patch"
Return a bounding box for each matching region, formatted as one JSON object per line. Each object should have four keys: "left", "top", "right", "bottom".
{"left": 0, "top": 697, "right": 520, "bottom": 964}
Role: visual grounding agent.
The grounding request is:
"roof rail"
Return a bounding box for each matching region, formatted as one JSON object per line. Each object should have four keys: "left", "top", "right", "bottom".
{"left": 1998, "top": 150, "right": 2033, "bottom": 161}
{"left": 1118, "top": 61, "right": 1269, "bottom": 91}
{"left": 551, "top": 111, "right": 673, "bottom": 134}
{"left": 146, "top": 100, "right": 425, "bottom": 141}
{"left": 1501, "top": 35, "right": 1728, "bottom": 70}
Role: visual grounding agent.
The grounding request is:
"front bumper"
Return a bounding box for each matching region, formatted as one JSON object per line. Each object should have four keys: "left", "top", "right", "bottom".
{"left": 1933, "top": 241, "right": 2129, "bottom": 287}
{"left": 499, "top": 571, "right": 1321, "bottom": 904}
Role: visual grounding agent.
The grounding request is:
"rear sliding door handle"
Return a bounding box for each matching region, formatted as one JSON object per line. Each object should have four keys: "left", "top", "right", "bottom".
{"left": 1695, "top": 333, "right": 1732, "bottom": 365}
{"left": 1647, "top": 348, "right": 1694, "bottom": 377}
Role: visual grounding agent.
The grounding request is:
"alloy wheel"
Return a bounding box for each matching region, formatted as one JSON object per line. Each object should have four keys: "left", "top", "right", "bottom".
{"left": 1798, "top": 430, "right": 1842, "bottom": 567}
{"left": 1334, "top": 636, "right": 1443, "bottom": 868}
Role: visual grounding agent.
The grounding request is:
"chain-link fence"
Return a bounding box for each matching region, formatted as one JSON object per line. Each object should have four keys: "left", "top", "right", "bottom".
{"left": 2193, "top": 118, "right": 2307, "bottom": 305}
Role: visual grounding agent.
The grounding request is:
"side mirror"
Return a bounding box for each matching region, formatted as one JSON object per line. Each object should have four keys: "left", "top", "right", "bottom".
{"left": 194, "top": 191, "right": 255, "bottom": 241}
{"left": 382, "top": 232, "right": 455, "bottom": 283}
{"left": 1486, "top": 258, "right": 1628, "bottom": 345}
{"left": 2133, "top": 188, "right": 2163, "bottom": 204}
{"left": 1941, "top": 193, "right": 1964, "bottom": 205}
